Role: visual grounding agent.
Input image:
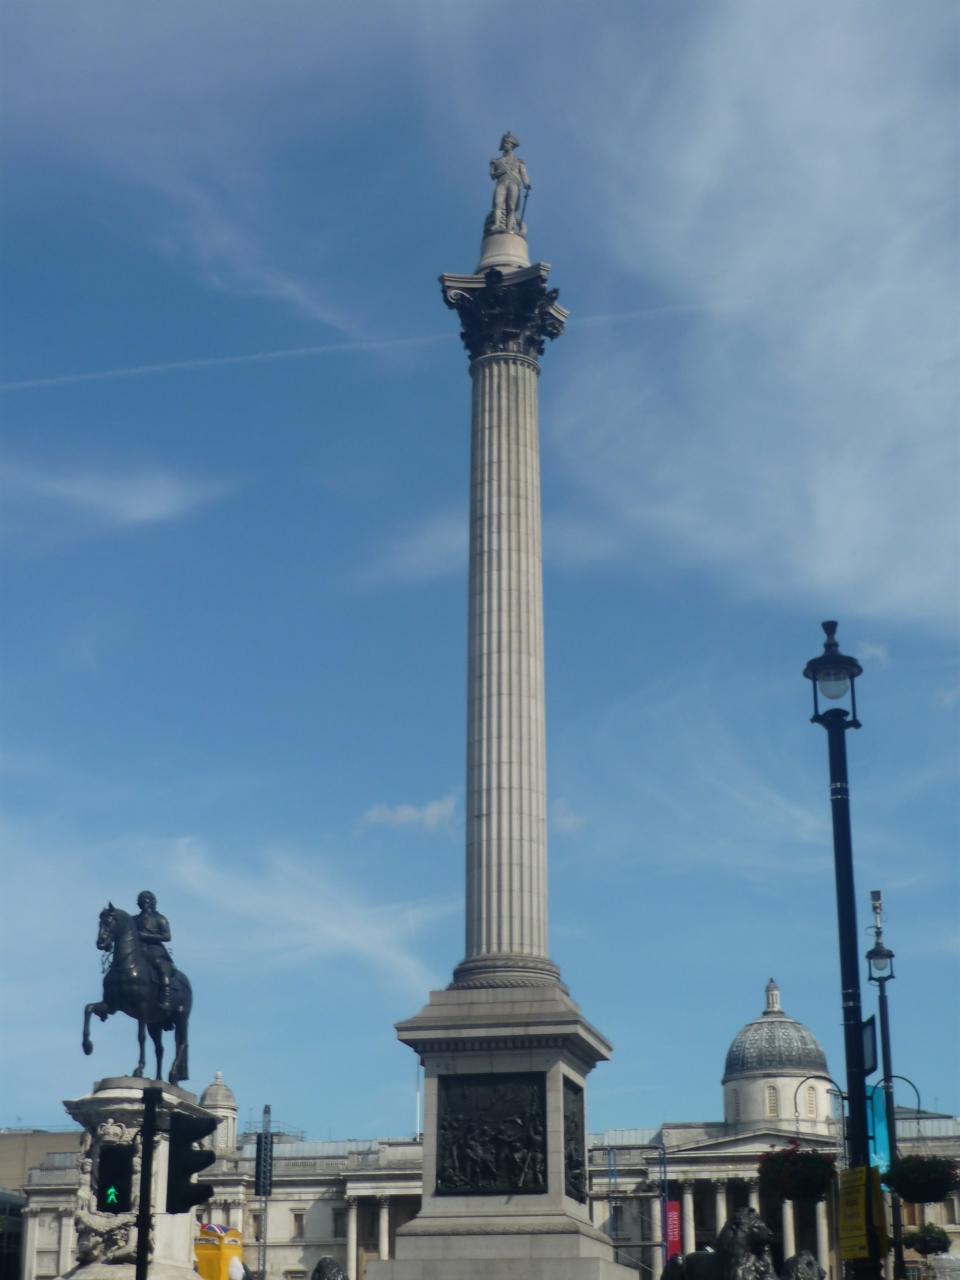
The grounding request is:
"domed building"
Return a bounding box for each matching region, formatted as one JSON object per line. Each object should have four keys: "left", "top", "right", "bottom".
{"left": 200, "top": 1071, "right": 238, "bottom": 1152}
{"left": 722, "top": 980, "right": 834, "bottom": 1136}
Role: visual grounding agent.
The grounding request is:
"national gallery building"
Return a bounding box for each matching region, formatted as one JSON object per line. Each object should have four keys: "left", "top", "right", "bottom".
{"left": 18, "top": 981, "right": 960, "bottom": 1280}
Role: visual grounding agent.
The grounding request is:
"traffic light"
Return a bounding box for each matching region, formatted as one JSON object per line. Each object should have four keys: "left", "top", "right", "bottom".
{"left": 97, "top": 1144, "right": 135, "bottom": 1213}
{"left": 165, "top": 1112, "right": 217, "bottom": 1214}
{"left": 254, "top": 1132, "right": 273, "bottom": 1197}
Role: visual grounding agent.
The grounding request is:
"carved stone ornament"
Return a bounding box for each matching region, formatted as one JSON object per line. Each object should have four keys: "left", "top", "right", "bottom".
{"left": 440, "top": 266, "right": 567, "bottom": 363}
{"left": 563, "top": 1076, "right": 587, "bottom": 1203}
{"left": 435, "top": 1072, "right": 547, "bottom": 1196}
{"left": 97, "top": 1117, "right": 135, "bottom": 1145}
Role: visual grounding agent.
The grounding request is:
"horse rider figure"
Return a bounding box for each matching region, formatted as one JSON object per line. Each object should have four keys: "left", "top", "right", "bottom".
{"left": 134, "top": 891, "right": 174, "bottom": 1016}
{"left": 487, "top": 132, "right": 530, "bottom": 235}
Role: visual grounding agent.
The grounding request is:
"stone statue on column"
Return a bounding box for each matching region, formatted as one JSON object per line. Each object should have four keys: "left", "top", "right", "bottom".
{"left": 485, "top": 133, "right": 530, "bottom": 236}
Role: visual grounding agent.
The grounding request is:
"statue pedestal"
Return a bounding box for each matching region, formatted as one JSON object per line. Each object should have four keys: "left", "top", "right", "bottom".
{"left": 366, "top": 985, "right": 635, "bottom": 1280}
{"left": 58, "top": 1077, "right": 215, "bottom": 1280}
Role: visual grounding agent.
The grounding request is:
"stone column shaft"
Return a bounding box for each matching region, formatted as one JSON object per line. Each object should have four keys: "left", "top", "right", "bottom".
{"left": 715, "top": 1180, "right": 728, "bottom": 1234}
{"left": 681, "top": 1181, "right": 696, "bottom": 1255}
{"left": 377, "top": 1198, "right": 390, "bottom": 1261}
{"left": 650, "top": 1195, "right": 664, "bottom": 1280}
{"left": 782, "top": 1200, "right": 796, "bottom": 1258}
{"left": 816, "top": 1199, "right": 830, "bottom": 1273}
{"left": 441, "top": 262, "right": 567, "bottom": 991}
{"left": 748, "top": 1179, "right": 761, "bottom": 1213}
{"left": 346, "top": 1199, "right": 358, "bottom": 1280}
{"left": 466, "top": 354, "right": 547, "bottom": 961}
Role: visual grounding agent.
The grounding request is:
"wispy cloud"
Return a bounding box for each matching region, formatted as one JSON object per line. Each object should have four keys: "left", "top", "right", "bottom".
{"left": 361, "top": 795, "right": 458, "bottom": 833}
{"left": 0, "top": 459, "right": 233, "bottom": 548}
{"left": 0, "top": 335, "right": 451, "bottom": 392}
{"left": 546, "top": 2, "right": 959, "bottom": 627}
{"left": 361, "top": 509, "right": 467, "bottom": 587}
{"left": 173, "top": 839, "right": 452, "bottom": 994}
{"left": 551, "top": 799, "right": 585, "bottom": 835}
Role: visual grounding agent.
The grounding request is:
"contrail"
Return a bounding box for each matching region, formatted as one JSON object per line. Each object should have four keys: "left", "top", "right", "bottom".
{"left": 0, "top": 333, "right": 454, "bottom": 391}
{"left": 0, "top": 304, "right": 705, "bottom": 392}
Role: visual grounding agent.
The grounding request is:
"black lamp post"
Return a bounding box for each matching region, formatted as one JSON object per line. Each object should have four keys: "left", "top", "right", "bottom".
{"left": 867, "top": 890, "right": 905, "bottom": 1280}
{"left": 804, "top": 622, "right": 881, "bottom": 1277}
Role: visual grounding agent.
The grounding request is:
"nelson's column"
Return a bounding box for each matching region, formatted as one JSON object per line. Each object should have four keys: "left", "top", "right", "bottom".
{"left": 368, "top": 137, "right": 633, "bottom": 1280}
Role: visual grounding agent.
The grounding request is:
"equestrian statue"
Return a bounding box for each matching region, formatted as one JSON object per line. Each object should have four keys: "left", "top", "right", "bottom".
{"left": 82, "top": 892, "right": 193, "bottom": 1085}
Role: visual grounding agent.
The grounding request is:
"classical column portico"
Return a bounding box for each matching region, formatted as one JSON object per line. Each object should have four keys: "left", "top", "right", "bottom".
{"left": 346, "top": 1197, "right": 358, "bottom": 1280}
{"left": 57, "top": 1208, "right": 74, "bottom": 1277}
{"left": 22, "top": 1206, "right": 40, "bottom": 1280}
{"left": 650, "top": 1194, "right": 664, "bottom": 1280}
{"left": 714, "top": 1179, "right": 728, "bottom": 1234}
{"left": 378, "top": 1197, "right": 390, "bottom": 1261}
{"left": 748, "top": 1179, "right": 761, "bottom": 1213}
{"left": 782, "top": 1200, "right": 796, "bottom": 1259}
{"left": 816, "top": 1199, "right": 830, "bottom": 1273}
{"left": 681, "top": 1181, "right": 696, "bottom": 1255}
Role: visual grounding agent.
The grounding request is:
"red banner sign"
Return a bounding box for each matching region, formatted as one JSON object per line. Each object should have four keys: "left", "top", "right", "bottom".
{"left": 666, "top": 1200, "right": 682, "bottom": 1259}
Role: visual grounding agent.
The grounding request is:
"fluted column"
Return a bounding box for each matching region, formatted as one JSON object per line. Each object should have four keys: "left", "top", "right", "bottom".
{"left": 346, "top": 1198, "right": 358, "bottom": 1280}
{"left": 782, "top": 1200, "right": 796, "bottom": 1259}
{"left": 816, "top": 1199, "right": 830, "bottom": 1272}
{"left": 681, "top": 1181, "right": 696, "bottom": 1255}
{"left": 378, "top": 1197, "right": 390, "bottom": 1261}
{"left": 441, "top": 261, "right": 567, "bottom": 990}
{"left": 714, "top": 1178, "right": 728, "bottom": 1234}
{"left": 650, "top": 1194, "right": 664, "bottom": 1280}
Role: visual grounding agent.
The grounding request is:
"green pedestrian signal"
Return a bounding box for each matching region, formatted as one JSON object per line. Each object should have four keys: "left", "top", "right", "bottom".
{"left": 96, "top": 1145, "right": 134, "bottom": 1213}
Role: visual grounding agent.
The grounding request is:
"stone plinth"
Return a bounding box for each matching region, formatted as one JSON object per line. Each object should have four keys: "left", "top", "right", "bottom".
{"left": 58, "top": 1077, "right": 217, "bottom": 1280}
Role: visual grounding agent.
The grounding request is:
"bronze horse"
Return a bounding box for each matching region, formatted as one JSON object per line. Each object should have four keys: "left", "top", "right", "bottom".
{"left": 82, "top": 904, "right": 193, "bottom": 1085}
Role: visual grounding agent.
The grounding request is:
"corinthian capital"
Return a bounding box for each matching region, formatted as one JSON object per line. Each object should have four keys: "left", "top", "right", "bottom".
{"left": 440, "top": 264, "right": 567, "bottom": 363}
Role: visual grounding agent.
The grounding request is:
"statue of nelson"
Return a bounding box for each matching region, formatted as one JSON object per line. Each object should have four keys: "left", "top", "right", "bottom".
{"left": 134, "top": 891, "right": 174, "bottom": 1016}
{"left": 487, "top": 133, "right": 530, "bottom": 235}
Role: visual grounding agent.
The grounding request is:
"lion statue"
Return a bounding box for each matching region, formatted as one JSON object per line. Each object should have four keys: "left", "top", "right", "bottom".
{"left": 781, "top": 1253, "right": 826, "bottom": 1280}
{"left": 662, "top": 1208, "right": 777, "bottom": 1280}
{"left": 311, "top": 1260, "right": 347, "bottom": 1280}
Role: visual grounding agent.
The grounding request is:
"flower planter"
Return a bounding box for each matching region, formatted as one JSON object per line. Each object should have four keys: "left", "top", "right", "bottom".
{"left": 882, "top": 1157, "right": 959, "bottom": 1206}
{"left": 902, "top": 1225, "right": 951, "bottom": 1257}
{"left": 758, "top": 1142, "right": 836, "bottom": 1204}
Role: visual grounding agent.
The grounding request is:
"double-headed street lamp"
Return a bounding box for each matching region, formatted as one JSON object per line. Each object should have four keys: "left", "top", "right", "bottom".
{"left": 804, "top": 622, "right": 883, "bottom": 1277}
{"left": 867, "top": 891, "right": 905, "bottom": 1280}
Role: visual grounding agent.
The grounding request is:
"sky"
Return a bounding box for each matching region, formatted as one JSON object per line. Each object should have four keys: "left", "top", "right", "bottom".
{"left": 1, "top": 1, "right": 957, "bottom": 1142}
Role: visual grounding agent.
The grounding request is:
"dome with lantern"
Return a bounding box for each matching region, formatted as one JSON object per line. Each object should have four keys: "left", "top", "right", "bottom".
{"left": 200, "top": 1072, "right": 238, "bottom": 1151}
{"left": 722, "top": 982, "right": 834, "bottom": 1132}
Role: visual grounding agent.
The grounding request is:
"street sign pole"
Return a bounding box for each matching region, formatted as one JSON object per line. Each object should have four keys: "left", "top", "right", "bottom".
{"left": 136, "top": 1088, "right": 162, "bottom": 1280}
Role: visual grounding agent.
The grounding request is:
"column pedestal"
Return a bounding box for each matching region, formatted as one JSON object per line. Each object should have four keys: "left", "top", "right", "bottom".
{"left": 56, "top": 1077, "right": 218, "bottom": 1280}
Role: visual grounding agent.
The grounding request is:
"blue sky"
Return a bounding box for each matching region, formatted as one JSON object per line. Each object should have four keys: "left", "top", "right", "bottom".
{"left": 1, "top": 1, "right": 957, "bottom": 1140}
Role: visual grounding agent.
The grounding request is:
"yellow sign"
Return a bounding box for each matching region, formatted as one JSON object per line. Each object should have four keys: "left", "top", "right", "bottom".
{"left": 838, "top": 1167, "right": 889, "bottom": 1261}
{"left": 195, "top": 1225, "right": 244, "bottom": 1280}
{"left": 839, "top": 1168, "right": 870, "bottom": 1260}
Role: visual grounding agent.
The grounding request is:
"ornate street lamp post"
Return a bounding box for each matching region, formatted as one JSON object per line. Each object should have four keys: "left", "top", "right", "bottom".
{"left": 867, "top": 891, "right": 905, "bottom": 1280}
{"left": 803, "top": 622, "right": 882, "bottom": 1278}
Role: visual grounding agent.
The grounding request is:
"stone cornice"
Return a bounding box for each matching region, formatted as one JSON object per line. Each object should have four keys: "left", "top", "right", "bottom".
{"left": 439, "top": 264, "right": 568, "bottom": 363}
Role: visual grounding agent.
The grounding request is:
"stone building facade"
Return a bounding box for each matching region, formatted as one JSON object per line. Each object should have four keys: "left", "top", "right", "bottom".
{"left": 18, "top": 983, "right": 960, "bottom": 1280}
